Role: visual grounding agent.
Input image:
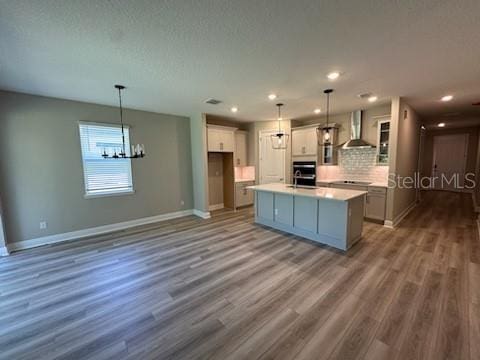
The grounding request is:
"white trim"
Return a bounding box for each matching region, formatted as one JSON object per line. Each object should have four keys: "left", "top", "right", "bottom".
{"left": 383, "top": 220, "right": 394, "bottom": 229}
{"left": 477, "top": 218, "right": 480, "bottom": 240}
{"left": 193, "top": 209, "right": 211, "bottom": 219}
{"left": 7, "top": 209, "right": 194, "bottom": 253}
{"left": 208, "top": 203, "right": 224, "bottom": 211}
{"left": 84, "top": 189, "right": 135, "bottom": 199}
{"left": 383, "top": 200, "right": 417, "bottom": 228}
{"left": 78, "top": 120, "right": 131, "bottom": 129}
{"left": 0, "top": 245, "right": 9, "bottom": 256}
{"left": 473, "top": 193, "right": 480, "bottom": 213}
{"left": 206, "top": 124, "right": 238, "bottom": 131}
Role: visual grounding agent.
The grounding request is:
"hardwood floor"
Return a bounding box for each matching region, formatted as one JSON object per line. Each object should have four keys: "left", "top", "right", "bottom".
{"left": 0, "top": 190, "right": 479, "bottom": 359}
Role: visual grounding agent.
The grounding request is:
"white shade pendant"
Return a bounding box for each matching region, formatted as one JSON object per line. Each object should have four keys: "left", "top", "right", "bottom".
{"left": 271, "top": 103, "right": 289, "bottom": 150}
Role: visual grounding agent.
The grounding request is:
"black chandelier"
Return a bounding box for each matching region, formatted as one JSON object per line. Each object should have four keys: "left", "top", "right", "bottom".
{"left": 271, "top": 103, "right": 289, "bottom": 149}
{"left": 316, "top": 89, "right": 334, "bottom": 144}
{"left": 102, "top": 85, "right": 145, "bottom": 159}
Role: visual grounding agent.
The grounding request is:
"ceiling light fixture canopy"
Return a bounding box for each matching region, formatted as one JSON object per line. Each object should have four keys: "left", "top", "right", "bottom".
{"left": 271, "top": 103, "right": 289, "bottom": 150}
{"left": 317, "top": 89, "right": 334, "bottom": 144}
{"left": 102, "top": 85, "right": 145, "bottom": 159}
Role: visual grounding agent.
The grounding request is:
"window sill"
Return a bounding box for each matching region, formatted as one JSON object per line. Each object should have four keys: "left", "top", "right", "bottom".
{"left": 84, "top": 189, "right": 135, "bottom": 199}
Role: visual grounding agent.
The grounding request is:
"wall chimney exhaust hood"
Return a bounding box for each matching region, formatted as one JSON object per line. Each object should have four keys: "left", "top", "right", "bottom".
{"left": 340, "top": 110, "right": 375, "bottom": 149}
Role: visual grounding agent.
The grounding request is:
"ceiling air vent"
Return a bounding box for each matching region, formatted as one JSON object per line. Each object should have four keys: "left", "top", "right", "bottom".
{"left": 205, "top": 98, "right": 222, "bottom": 105}
{"left": 357, "top": 93, "right": 372, "bottom": 99}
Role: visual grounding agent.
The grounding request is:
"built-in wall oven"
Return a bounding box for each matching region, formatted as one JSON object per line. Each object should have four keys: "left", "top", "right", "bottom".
{"left": 292, "top": 161, "right": 316, "bottom": 186}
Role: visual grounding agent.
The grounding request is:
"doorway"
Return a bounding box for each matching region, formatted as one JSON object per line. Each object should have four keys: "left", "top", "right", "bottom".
{"left": 432, "top": 134, "right": 468, "bottom": 191}
{"left": 259, "top": 130, "right": 286, "bottom": 184}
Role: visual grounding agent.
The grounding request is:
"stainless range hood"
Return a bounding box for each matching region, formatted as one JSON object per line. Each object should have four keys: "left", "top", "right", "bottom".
{"left": 341, "top": 110, "right": 375, "bottom": 149}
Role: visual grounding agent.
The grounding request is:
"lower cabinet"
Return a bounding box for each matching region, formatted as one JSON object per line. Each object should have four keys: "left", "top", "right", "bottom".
{"left": 328, "top": 183, "right": 387, "bottom": 222}
{"left": 365, "top": 187, "right": 386, "bottom": 221}
{"left": 235, "top": 181, "right": 255, "bottom": 208}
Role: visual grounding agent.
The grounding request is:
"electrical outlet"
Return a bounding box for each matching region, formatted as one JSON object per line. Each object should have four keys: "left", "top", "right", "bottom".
{"left": 40, "top": 221, "right": 47, "bottom": 230}
{"left": 274, "top": 209, "right": 278, "bottom": 215}
{"left": 180, "top": 200, "right": 185, "bottom": 206}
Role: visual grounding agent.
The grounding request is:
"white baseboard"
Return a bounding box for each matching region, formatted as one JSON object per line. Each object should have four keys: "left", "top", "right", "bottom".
{"left": 7, "top": 209, "right": 194, "bottom": 253}
{"left": 383, "top": 200, "right": 417, "bottom": 228}
{"left": 193, "top": 209, "right": 211, "bottom": 219}
{"left": 0, "top": 245, "right": 9, "bottom": 256}
{"left": 383, "top": 220, "right": 394, "bottom": 229}
{"left": 208, "top": 203, "right": 224, "bottom": 211}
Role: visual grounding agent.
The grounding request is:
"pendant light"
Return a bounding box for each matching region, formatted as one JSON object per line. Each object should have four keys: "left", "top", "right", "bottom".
{"left": 317, "top": 89, "right": 333, "bottom": 144}
{"left": 102, "top": 85, "right": 145, "bottom": 159}
{"left": 271, "top": 103, "right": 289, "bottom": 149}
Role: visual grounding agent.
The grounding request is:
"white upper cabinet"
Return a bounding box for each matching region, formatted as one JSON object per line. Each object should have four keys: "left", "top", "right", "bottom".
{"left": 292, "top": 127, "right": 318, "bottom": 157}
{"left": 234, "top": 130, "right": 248, "bottom": 166}
{"left": 376, "top": 119, "right": 390, "bottom": 164}
{"left": 207, "top": 126, "right": 235, "bottom": 152}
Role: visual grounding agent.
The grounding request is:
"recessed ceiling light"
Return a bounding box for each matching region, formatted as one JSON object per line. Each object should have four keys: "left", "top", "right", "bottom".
{"left": 268, "top": 94, "right": 277, "bottom": 100}
{"left": 314, "top": 108, "right": 321, "bottom": 114}
{"left": 230, "top": 107, "right": 238, "bottom": 113}
{"left": 368, "top": 96, "right": 378, "bottom": 102}
{"left": 327, "top": 72, "right": 340, "bottom": 80}
{"left": 438, "top": 122, "right": 446, "bottom": 127}
{"left": 421, "top": 125, "right": 426, "bottom": 130}
{"left": 441, "top": 95, "right": 453, "bottom": 102}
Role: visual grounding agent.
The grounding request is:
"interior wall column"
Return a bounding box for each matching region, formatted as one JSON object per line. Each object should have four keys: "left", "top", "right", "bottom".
{"left": 189, "top": 113, "right": 210, "bottom": 218}
{"left": 0, "top": 194, "right": 9, "bottom": 256}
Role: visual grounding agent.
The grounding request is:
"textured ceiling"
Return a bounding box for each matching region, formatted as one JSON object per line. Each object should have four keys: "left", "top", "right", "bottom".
{"left": 1, "top": 0, "right": 480, "bottom": 123}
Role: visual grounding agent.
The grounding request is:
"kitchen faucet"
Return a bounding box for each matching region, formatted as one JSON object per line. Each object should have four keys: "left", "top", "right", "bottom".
{"left": 294, "top": 170, "right": 302, "bottom": 188}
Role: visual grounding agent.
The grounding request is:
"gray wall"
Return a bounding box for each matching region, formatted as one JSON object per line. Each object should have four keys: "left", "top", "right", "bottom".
{"left": 386, "top": 97, "right": 422, "bottom": 222}
{"left": 0, "top": 91, "right": 193, "bottom": 243}
{"left": 190, "top": 113, "right": 209, "bottom": 213}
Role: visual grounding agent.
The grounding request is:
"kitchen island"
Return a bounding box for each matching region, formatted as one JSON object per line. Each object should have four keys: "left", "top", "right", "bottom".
{"left": 247, "top": 183, "right": 367, "bottom": 251}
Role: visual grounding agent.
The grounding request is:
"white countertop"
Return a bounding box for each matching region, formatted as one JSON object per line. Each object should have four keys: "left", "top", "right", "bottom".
{"left": 247, "top": 183, "right": 367, "bottom": 201}
{"left": 235, "top": 178, "right": 255, "bottom": 183}
{"left": 316, "top": 179, "right": 389, "bottom": 188}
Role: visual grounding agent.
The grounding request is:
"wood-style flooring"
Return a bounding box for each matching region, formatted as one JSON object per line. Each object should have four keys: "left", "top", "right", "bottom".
{"left": 1, "top": 191, "right": 479, "bottom": 359}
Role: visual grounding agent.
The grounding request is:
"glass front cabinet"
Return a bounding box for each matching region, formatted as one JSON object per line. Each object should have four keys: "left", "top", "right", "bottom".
{"left": 377, "top": 119, "right": 390, "bottom": 164}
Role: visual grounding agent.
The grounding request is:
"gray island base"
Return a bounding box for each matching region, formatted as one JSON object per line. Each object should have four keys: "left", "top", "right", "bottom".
{"left": 247, "top": 183, "right": 367, "bottom": 251}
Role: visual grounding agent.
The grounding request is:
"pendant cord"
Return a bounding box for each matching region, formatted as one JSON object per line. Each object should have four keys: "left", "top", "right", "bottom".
{"left": 277, "top": 105, "right": 281, "bottom": 133}
{"left": 118, "top": 87, "right": 126, "bottom": 155}
{"left": 326, "top": 92, "right": 330, "bottom": 128}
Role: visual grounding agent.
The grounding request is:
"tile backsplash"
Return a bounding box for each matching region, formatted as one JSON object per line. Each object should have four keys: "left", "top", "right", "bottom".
{"left": 317, "top": 148, "right": 388, "bottom": 183}
{"left": 234, "top": 166, "right": 255, "bottom": 181}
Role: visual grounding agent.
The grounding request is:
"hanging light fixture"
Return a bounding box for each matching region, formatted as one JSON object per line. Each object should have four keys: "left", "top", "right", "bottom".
{"left": 102, "top": 85, "right": 145, "bottom": 159}
{"left": 317, "top": 89, "right": 333, "bottom": 144}
{"left": 271, "top": 103, "right": 289, "bottom": 149}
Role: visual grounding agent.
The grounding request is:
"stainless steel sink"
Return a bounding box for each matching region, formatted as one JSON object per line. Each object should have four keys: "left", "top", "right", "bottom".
{"left": 331, "top": 180, "right": 371, "bottom": 186}
{"left": 286, "top": 185, "right": 317, "bottom": 189}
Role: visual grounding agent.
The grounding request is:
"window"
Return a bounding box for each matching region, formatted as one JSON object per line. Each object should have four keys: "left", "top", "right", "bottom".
{"left": 79, "top": 122, "right": 133, "bottom": 197}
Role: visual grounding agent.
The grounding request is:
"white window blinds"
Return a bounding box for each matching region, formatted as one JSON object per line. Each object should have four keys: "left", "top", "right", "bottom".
{"left": 79, "top": 122, "right": 133, "bottom": 196}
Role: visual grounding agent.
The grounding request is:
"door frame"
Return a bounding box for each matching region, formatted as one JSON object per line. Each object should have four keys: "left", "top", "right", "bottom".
{"left": 259, "top": 129, "right": 286, "bottom": 184}
{"left": 431, "top": 133, "right": 468, "bottom": 191}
